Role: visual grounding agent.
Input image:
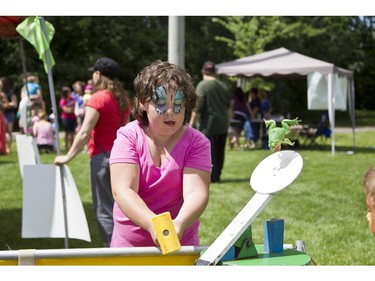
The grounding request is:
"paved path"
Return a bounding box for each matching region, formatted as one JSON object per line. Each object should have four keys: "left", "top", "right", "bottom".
{"left": 335, "top": 126, "right": 375, "bottom": 133}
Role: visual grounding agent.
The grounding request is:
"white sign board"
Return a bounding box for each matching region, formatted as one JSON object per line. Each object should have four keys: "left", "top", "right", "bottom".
{"left": 15, "top": 134, "right": 41, "bottom": 177}
{"left": 22, "top": 164, "right": 91, "bottom": 242}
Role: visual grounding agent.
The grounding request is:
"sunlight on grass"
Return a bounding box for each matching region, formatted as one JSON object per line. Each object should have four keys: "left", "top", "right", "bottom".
{"left": 199, "top": 130, "right": 375, "bottom": 265}
{"left": 1, "top": 127, "right": 375, "bottom": 264}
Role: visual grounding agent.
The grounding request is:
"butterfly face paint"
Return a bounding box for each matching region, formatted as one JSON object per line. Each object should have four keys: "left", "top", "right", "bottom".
{"left": 152, "top": 86, "right": 167, "bottom": 115}
{"left": 173, "top": 89, "right": 184, "bottom": 114}
{"left": 152, "top": 85, "right": 185, "bottom": 115}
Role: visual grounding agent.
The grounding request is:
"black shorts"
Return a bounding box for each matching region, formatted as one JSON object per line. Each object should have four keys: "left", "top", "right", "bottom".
{"left": 230, "top": 111, "right": 247, "bottom": 129}
{"left": 62, "top": 118, "right": 77, "bottom": 132}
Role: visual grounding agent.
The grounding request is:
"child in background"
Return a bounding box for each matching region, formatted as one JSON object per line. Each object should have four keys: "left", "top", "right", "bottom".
{"left": 72, "top": 81, "right": 85, "bottom": 132}
{"left": 229, "top": 87, "right": 250, "bottom": 150}
{"left": 83, "top": 84, "right": 93, "bottom": 108}
{"left": 33, "top": 110, "right": 55, "bottom": 153}
{"left": 364, "top": 165, "right": 375, "bottom": 237}
{"left": 81, "top": 84, "right": 93, "bottom": 154}
{"left": 59, "top": 86, "right": 77, "bottom": 151}
{"left": 109, "top": 60, "right": 212, "bottom": 247}
{"left": 0, "top": 91, "right": 7, "bottom": 154}
{"left": 49, "top": 113, "right": 57, "bottom": 151}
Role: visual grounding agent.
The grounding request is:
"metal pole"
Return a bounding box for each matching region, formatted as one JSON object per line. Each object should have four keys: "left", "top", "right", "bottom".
{"left": 18, "top": 37, "right": 31, "bottom": 134}
{"left": 40, "top": 16, "right": 68, "bottom": 249}
{"left": 40, "top": 17, "right": 60, "bottom": 155}
{"left": 18, "top": 37, "right": 28, "bottom": 77}
{"left": 0, "top": 246, "right": 207, "bottom": 264}
{"left": 168, "top": 16, "right": 185, "bottom": 68}
{"left": 350, "top": 78, "right": 356, "bottom": 151}
{"left": 327, "top": 72, "right": 335, "bottom": 155}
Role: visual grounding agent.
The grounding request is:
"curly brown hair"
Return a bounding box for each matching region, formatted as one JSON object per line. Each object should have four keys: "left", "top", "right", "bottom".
{"left": 364, "top": 165, "right": 375, "bottom": 204}
{"left": 132, "top": 60, "right": 197, "bottom": 125}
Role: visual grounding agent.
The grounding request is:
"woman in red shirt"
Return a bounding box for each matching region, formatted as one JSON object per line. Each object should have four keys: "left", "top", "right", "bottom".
{"left": 55, "top": 57, "right": 131, "bottom": 246}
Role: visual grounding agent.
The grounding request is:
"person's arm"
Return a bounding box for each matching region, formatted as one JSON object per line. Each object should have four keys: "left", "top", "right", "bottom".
{"left": 0, "top": 93, "right": 9, "bottom": 110}
{"left": 62, "top": 103, "right": 74, "bottom": 114}
{"left": 110, "top": 162, "right": 158, "bottom": 243}
{"left": 189, "top": 111, "right": 200, "bottom": 128}
{"left": 54, "top": 106, "right": 99, "bottom": 165}
{"left": 173, "top": 167, "right": 210, "bottom": 239}
{"left": 35, "top": 88, "right": 43, "bottom": 100}
{"left": 265, "top": 100, "right": 272, "bottom": 119}
{"left": 32, "top": 122, "right": 38, "bottom": 137}
{"left": 250, "top": 99, "right": 260, "bottom": 119}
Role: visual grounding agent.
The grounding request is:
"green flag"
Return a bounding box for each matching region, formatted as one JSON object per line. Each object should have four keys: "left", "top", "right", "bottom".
{"left": 16, "top": 16, "right": 55, "bottom": 73}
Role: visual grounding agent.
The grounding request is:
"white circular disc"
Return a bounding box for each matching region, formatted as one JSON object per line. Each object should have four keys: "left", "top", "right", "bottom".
{"left": 250, "top": 150, "right": 303, "bottom": 194}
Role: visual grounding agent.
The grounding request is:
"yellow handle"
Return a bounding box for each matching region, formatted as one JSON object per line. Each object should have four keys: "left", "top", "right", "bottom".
{"left": 151, "top": 212, "right": 181, "bottom": 255}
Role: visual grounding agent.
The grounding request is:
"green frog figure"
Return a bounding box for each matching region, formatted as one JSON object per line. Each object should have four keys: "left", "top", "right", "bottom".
{"left": 264, "top": 117, "right": 302, "bottom": 152}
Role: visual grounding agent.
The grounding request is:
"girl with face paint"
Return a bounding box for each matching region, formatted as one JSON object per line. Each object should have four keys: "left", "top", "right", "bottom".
{"left": 109, "top": 60, "right": 213, "bottom": 248}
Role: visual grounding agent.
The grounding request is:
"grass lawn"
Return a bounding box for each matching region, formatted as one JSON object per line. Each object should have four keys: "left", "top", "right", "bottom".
{"left": 1, "top": 116, "right": 375, "bottom": 265}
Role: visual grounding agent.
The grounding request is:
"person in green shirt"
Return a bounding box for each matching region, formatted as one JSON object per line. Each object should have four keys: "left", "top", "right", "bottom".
{"left": 189, "top": 61, "right": 231, "bottom": 183}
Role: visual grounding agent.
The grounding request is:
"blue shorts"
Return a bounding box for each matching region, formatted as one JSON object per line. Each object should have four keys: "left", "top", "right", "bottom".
{"left": 5, "top": 111, "right": 16, "bottom": 123}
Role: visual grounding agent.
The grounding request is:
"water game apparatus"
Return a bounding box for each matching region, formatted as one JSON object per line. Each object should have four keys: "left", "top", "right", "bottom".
{"left": 0, "top": 150, "right": 311, "bottom": 265}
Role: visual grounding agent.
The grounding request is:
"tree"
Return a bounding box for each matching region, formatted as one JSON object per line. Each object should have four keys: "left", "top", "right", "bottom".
{"left": 1, "top": 15, "right": 374, "bottom": 122}
{"left": 184, "top": 16, "right": 234, "bottom": 85}
{"left": 211, "top": 16, "right": 375, "bottom": 113}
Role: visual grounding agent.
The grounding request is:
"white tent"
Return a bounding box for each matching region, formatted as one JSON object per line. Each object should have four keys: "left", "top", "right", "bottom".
{"left": 216, "top": 47, "right": 356, "bottom": 155}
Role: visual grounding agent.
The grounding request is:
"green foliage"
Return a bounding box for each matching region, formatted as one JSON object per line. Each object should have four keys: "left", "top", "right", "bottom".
{"left": 184, "top": 16, "right": 234, "bottom": 84}
{"left": 214, "top": 16, "right": 279, "bottom": 57}
{"left": 47, "top": 16, "right": 169, "bottom": 96}
{"left": 1, "top": 16, "right": 375, "bottom": 119}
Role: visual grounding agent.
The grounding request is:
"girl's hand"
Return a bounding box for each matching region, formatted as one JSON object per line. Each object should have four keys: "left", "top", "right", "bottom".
{"left": 150, "top": 227, "right": 160, "bottom": 247}
{"left": 150, "top": 219, "right": 184, "bottom": 247}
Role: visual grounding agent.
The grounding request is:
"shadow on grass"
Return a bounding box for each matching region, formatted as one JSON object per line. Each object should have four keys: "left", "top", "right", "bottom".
{"left": 0, "top": 203, "right": 104, "bottom": 251}
{"left": 219, "top": 177, "right": 250, "bottom": 184}
{"left": 0, "top": 160, "right": 16, "bottom": 166}
{"left": 286, "top": 143, "right": 375, "bottom": 154}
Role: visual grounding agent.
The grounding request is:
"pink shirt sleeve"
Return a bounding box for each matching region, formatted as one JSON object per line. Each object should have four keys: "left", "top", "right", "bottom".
{"left": 109, "top": 121, "right": 140, "bottom": 165}
{"left": 183, "top": 128, "right": 212, "bottom": 172}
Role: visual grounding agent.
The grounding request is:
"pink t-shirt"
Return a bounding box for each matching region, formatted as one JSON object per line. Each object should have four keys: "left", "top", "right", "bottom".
{"left": 59, "top": 96, "right": 76, "bottom": 120}
{"left": 109, "top": 120, "right": 212, "bottom": 247}
{"left": 33, "top": 121, "right": 54, "bottom": 145}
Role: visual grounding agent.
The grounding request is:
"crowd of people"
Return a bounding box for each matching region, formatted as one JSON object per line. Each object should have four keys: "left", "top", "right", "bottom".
{"left": 0, "top": 76, "right": 17, "bottom": 154}
{"left": 227, "top": 86, "right": 273, "bottom": 151}
{"left": 0, "top": 73, "right": 94, "bottom": 155}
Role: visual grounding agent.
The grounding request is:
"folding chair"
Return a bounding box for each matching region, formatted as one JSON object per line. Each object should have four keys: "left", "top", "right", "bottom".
{"left": 299, "top": 117, "right": 331, "bottom": 147}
